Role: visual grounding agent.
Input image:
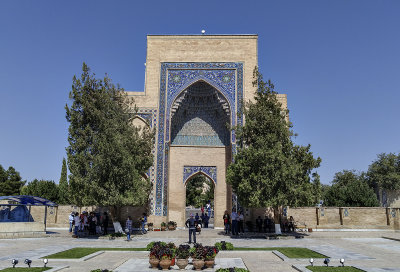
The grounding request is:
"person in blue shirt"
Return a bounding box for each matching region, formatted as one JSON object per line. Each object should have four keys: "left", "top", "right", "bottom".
{"left": 141, "top": 213, "right": 147, "bottom": 234}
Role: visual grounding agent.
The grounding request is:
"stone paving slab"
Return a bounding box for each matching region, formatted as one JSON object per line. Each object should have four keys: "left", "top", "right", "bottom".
{"left": 2, "top": 230, "right": 400, "bottom": 271}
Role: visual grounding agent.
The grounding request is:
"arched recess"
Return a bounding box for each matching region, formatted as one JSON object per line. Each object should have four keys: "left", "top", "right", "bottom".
{"left": 132, "top": 116, "right": 150, "bottom": 128}
{"left": 184, "top": 171, "right": 217, "bottom": 186}
{"left": 170, "top": 80, "right": 231, "bottom": 147}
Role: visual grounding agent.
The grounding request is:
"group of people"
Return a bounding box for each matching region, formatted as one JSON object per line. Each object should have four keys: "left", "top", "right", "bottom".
{"left": 255, "top": 215, "right": 276, "bottom": 233}
{"left": 223, "top": 210, "right": 245, "bottom": 235}
{"left": 125, "top": 213, "right": 147, "bottom": 241}
{"left": 194, "top": 212, "right": 210, "bottom": 228}
{"left": 69, "top": 211, "right": 109, "bottom": 237}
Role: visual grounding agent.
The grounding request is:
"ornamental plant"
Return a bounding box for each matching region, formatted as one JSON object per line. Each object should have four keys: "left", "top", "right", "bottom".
{"left": 159, "top": 247, "right": 173, "bottom": 260}
{"left": 176, "top": 244, "right": 190, "bottom": 259}
{"left": 204, "top": 246, "right": 219, "bottom": 260}
{"left": 167, "top": 242, "right": 177, "bottom": 258}
{"left": 168, "top": 221, "right": 177, "bottom": 226}
{"left": 190, "top": 243, "right": 207, "bottom": 260}
{"left": 146, "top": 241, "right": 167, "bottom": 251}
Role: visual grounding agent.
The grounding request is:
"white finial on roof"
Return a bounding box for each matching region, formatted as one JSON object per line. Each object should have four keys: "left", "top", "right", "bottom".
{"left": 201, "top": 30, "right": 206, "bottom": 35}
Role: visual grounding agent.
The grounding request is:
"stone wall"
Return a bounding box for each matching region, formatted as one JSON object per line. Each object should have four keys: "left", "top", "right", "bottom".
{"left": 29, "top": 205, "right": 146, "bottom": 228}
{"left": 248, "top": 207, "right": 400, "bottom": 230}
{"left": 10, "top": 205, "right": 400, "bottom": 230}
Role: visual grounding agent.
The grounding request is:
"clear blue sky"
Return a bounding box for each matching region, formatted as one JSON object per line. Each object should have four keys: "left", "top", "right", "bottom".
{"left": 1, "top": 0, "right": 399, "bottom": 185}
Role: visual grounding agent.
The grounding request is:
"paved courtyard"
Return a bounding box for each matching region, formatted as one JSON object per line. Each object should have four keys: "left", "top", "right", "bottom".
{"left": 1, "top": 229, "right": 400, "bottom": 272}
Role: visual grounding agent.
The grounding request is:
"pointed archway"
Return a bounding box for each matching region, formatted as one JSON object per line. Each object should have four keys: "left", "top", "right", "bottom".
{"left": 167, "top": 80, "right": 232, "bottom": 227}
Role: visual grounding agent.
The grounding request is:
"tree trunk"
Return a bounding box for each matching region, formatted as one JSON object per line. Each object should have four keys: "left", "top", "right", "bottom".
{"left": 273, "top": 206, "right": 282, "bottom": 234}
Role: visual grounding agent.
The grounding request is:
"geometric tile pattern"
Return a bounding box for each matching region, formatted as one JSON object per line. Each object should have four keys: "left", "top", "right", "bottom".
{"left": 183, "top": 166, "right": 217, "bottom": 184}
{"left": 155, "top": 62, "right": 243, "bottom": 216}
{"left": 135, "top": 108, "right": 157, "bottom": 215}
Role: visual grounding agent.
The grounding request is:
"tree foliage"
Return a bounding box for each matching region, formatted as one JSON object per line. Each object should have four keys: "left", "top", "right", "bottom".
{"left": 20, "top": 179, "right": 60, "bottom": 202}
{"left": 226, "top": 68, "right": 321, "bottom": 208}
{"left": 324, "top": 170, "right": 379, "bottom": 207}
{"left": 367, "top": 153, "right": 400, "bottom": 191}
{"left": 0, "top": 165, "right": 25, "bottom": 196}
{"left": 65, "top": 63, "right": 154, "bottom": 208}
{"left": 186, "top": 175, "right": 214, "bottom": 208}
{"left": 58, "top": 157, "right": 69, "bottom": 204}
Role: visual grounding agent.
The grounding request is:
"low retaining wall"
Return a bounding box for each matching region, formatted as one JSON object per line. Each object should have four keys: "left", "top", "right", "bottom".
{"left": 0, "top": 222, "right": 46, "bottom": 238}
{"left": 249, "top": 207, "right": 400, "bottom": 230}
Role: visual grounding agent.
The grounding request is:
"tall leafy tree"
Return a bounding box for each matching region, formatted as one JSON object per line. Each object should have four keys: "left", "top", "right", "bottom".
{"left": 227, "top": 68, "right": 321, "bottom": 220}
{"left": 0, "top": 165, "right": 25, "bottom": 196}
{"left": 65, "top": 63, "right": 154, "bottom": 218}
{"left": 311, "top": 172, "right": 322, "bottom": 205}
{"left": 20, "top": 179, "right": 60, "bottom": 202}
{"left": 58, "top": 158, "right": 69, "bottom": 204}
{"left": 324, "top": 170, "right": 379, "bottom": 207}
{"left": 367, "top": 153, "right": 400, "bottom": 191}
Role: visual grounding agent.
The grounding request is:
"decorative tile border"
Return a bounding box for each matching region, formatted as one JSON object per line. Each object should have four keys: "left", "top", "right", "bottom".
{"left": 155, "top": 62, "right": 243, "bottom": 216}
{"left": 136, "top": 108, "right": 157, "bottom": 215}
{"left": 183, "top": 166, "right": 217, "bottom": 184}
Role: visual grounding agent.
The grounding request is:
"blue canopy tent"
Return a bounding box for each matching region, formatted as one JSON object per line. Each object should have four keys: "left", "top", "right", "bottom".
{"left": 0, "top": 195, "right": 58, "bottom": 230}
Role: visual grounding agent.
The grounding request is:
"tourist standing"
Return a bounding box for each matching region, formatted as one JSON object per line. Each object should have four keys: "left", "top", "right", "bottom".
{"left": 256, "top": 216, "right": 262, "bottom": 232}
{"left": 102, "top": 212, "right": 109, "bottom": 235}
{"left": 200, "top": 212, "right": 205, "bottom": 227}
{"left": 238, "top": 211, "right": 244, "bottom": 234}
{"left": 89, "top": 212, "right": 97, "bottom": 235}
{"left": 206, "top": 201, "right": 212, "bottom": 218}
{"left": 203, "top": 213, "right": 209, "bottom": 228}
{"left": 141, "top": 213, "right": 147, "bottom": 234}
{"left": 125, "top": 216, "right": 132, "bottom": 241}
{"left": 231, "top": 210, "right": 238, "bottom": 236}
{"left": 185, "top": 214, "right": 199, "bottom": 244}
{"left": 69, "top": 212, "right": 74, "bottom": 233}
{"left": 223, "top": 210, "right": 230, "bottom": 234}
{"left": 73, "top": 212, "right": 80, "bottom": 238}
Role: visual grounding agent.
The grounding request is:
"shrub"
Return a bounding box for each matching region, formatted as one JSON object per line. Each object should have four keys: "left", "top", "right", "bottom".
{"left": 215, "top": 241, "right": 234, "bottom": 251}
{"left": 190, "top": 243, "right": 207, "bottom": 260}
{"left": 176, "top": 244, "right": 190, "bottom": 259}
{"left": 146, "top": 241, "right": 167, "bottom": 251}
{"left": 204, "top": 246, "right": 219, "bottom": 260}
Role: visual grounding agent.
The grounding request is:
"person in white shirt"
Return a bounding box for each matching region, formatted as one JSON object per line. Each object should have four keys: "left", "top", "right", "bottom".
{"left": 231, "top": 210, "right": 238, "bottom": 236}
{"left": 73, "top": 212, "right": 80, "bottom": 237}
{"left": 238, "top": 211, "right": 244, "bottom": 234}
{"left": 68, "top": 212, "right": 74, "bottom": 233}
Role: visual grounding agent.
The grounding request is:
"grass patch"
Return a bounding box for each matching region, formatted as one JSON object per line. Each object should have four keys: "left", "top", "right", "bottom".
{"left": 0, "top": 268, "right": 51, "bottom": 272}
{"left": 306, "top": 266, "right": 365, "bottom": 272}
{"left": 44, "top": 247, "right": 146, "bottom": 259}
{"left": 233, "top": 247, "right": 327, "bottom": 258}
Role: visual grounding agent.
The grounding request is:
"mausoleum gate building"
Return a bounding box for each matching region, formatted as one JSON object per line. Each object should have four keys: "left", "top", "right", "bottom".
{"left": 128, "top": 35, "right": 287, "bottom": 228}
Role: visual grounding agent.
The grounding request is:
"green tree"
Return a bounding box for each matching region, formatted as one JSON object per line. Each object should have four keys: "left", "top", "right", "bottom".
{"left": 311, "top": 172, "right": 322, "bottom": 205}
{"left": 58, "top": 157, "right": 69, "bottom": 204}
{"left": 226, "top": 68, "right": 321, "bottom": 219}
{"left": 65, "top": 63, "right": 154, "bottom": 218}
{"left": 20, "top": 179, "right": 60, "bottom": 202}
{"left": 186, "top": 175, "right": 214, "bottom": 207}
{"left": 0, "top": 165, "right": 25, "bottom": 196}
{"left": 367, "top": 153, "right": 400, "bottom": 191}
{"left": 324, "top": 170, "right": 379, "bottom": 207}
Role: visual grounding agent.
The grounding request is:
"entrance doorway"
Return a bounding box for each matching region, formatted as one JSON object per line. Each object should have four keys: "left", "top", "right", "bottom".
{"left": 185, "top": 173, "right": 215, "bottom": 228}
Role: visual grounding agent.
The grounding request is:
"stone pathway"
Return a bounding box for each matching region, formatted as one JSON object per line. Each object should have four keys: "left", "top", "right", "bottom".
{"left": 1, "top": 229, "right": 400, "bottom": 271}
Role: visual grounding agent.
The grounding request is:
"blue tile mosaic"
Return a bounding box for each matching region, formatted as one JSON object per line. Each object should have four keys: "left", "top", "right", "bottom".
{"left": 183, "top": 166, "right": 217, "bottom": 184}
{"left": 136, "top": 108, "right": 157, "bottom": 215}
{"left": 155, "top": 62, "right": 243, "bottom": 216}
